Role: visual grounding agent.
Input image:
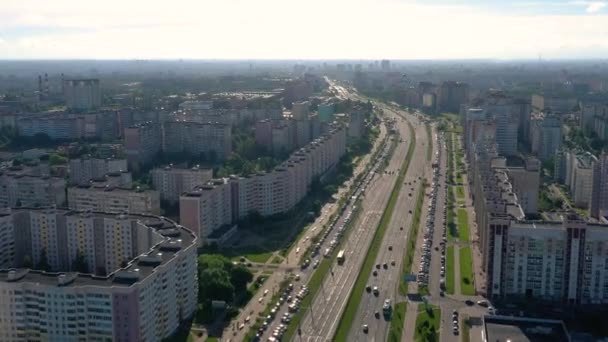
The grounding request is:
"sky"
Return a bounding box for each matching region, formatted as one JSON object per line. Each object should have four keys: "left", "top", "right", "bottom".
{"left": 0, "top": 0, "right": 607, "bottom": 60}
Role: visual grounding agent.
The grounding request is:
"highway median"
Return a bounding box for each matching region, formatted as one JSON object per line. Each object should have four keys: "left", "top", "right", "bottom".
{"left": 333, "top": 120, "right": 416, "bottom": 342}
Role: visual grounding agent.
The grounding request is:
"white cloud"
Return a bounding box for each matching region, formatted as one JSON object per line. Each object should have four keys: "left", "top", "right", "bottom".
{"left": 586, "top": 1, "right": 607, "bottom": 12}
{"left": 569, "top": 1, "right": 607, "bottom": 13}
{"left": 0, "top": 0, "right": 607, "bottom": 59}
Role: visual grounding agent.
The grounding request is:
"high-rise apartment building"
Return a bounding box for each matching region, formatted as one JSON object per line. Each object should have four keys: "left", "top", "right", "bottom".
{"left": 69, "top": 157, "right": 128, "bottom": 185}
{"left": 124, "top": 122, "right": 161, "bottom": 168}
{"left": 163, "top": 121, "right": 232, "bottom": 161}
{"left": 0, "top": 208, "right": 198, "bottom": 341}
{"left": 0, "top": 167, "right": 66, "bottom": 208}
{"left": 67, "top": 185, "right": 160, "bottom": 215}
{"left": 151, "top": 165, "right": 213, "bottom": 203}
{"left": 590, "top": 153, "right": 608, "bottom": 219}
{"left": 530, "top": 113, "right": 562, "bottom": 162}
{"left": 181, "top": 125, "right": 347, "bottom": 244}
{"left": 439, "top": 81, "right": 469, "bottom": 113}
{"left": 63, "top": 79, "right": 101, "bottom": 111}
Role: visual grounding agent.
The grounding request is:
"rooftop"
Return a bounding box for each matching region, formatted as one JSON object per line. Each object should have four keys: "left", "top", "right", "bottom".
{"left": 0, "top": 209, "right": 196, "bottom": 288}
{"left": 483, "top": 316, "right": 570, "bottom": 342}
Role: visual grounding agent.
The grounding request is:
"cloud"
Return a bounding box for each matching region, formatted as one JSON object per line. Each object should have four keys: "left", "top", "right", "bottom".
{"left": 569, "top": 0, "right": 607, "bottom": 13}
{"left": 0, "top": 0, "right": 608, "bottom": 59}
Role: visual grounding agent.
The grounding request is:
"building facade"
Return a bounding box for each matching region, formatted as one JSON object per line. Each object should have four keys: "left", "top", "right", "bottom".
{"left": 67, "top": 185, "right": 160, "bottom": 215}
{"left": 63, "top": 79, "right": 101, "bottom": 111}
{"left": 0, "top": 208, "right": 197, "bottom": 341}
{"left": 69, "top": 158, "right": 128, "bottom": 185}
{"left": 151, "top": 166, "right": 213, "bottom": 203}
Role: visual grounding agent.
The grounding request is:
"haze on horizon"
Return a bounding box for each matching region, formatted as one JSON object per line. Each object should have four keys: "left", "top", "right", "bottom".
{"left": 1, "top": 0, "right": 608, "bottom": 60}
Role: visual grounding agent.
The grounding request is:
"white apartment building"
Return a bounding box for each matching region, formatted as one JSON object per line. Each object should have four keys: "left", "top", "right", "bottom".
{"left": 180, "top": 179, "right": 233, "bottom": 240}
{"left": 180, "top": 125, "right": 347, "bottom": 244}
{"left": 68, "top": 185, "right": 160, "bottom": 215}
{"left": 0, "top": 170, "right": 66, "bottom": 208}
{"left": 0, "top": 208, "right": 198, "bottom": 341}
{"left": 163, "top": 121, "right": 232, "bottom": 161}
{"left": 151, "top": 166, "right": 213, "bottom": 203}
{"left": 487, "top": 214, "right": 608, "bottom": 305}
{"left": 63, "top": 79, "right": 101, "bottom": 110}
{"left": 69, "top": 157, "right": 128, "bottom": 185}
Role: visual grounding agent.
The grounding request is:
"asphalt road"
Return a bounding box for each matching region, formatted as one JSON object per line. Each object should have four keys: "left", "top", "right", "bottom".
{"left": 296, "top": 110, "right": 412, "bottom": 342}
{"left": 347, "top": 106, "right": 430, "bottom": 342}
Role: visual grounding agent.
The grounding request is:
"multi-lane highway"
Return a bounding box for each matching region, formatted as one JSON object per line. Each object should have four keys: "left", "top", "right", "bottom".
{"left": 346, "top": 106, "right": 430, "bottom": 341}
{"left": 294, "top": 103, "right": 421, "bottom": 342}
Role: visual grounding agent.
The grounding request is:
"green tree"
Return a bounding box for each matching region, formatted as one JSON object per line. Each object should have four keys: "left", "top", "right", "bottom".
{"left": 199, "top": 268, "right": 234, "bottom": 303}
{"left": 230, "top": 265, "right": 254, "bottom": 293}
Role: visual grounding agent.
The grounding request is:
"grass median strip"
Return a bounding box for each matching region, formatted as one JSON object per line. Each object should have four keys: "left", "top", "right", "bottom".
{"left": 399, "top": 182, "right": 425, "bottom": 295}
{"left": 456, "top": 186, "right": 465, "bottom": 199}
{"left": 388, "top": 302, "right": 407, "bottom": 342}
{"left": 333, "top": 121, "right": 416, "bottom": 342}
{"left": 414, "top": 304, "right": 441, "bottom": 342}
{"left": 457, "top": 209, "right": 470, "bottom": 242}
{"left": 459, "top": 246, "right": 475, "bottom": 295}
{"left": 446, "top": 245, "right": 455, "bottom": 295}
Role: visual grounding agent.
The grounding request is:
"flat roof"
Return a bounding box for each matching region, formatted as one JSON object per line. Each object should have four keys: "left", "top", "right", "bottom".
{"left": 484, "top": 316, "right": 570, "bottom": 342}
{"left": 0, "top": 209, "right": 197, "bottom": 288}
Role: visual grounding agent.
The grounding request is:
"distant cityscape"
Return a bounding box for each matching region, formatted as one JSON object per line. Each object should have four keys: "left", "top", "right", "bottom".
{"left": 1, "top": 59, "right": 608, "bottom": 341}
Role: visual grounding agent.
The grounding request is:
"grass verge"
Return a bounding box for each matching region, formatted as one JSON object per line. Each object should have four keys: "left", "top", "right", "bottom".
{"left": 459, "top": 246, "right": 475, "bottom": 295}
{"left": 244, "top": 252, "right": 273, "bottom": 264}
{"left": 399, "top": 183, "right": 426, "bottom": 295}
{"left": 461, "top": 315, "right": 470, "bottom": 342}
{"left": 414, "top": 304, "right": 441, "bottom": 342}
{"left": 446, "top": 245, "right": 455, "bottom": 295}
{"left": 388, "top": 302, "right": 408, "bottom": 342}
{"left": 456, "top": 186, "right": 465, "bottom": 199}
{"left": 333, "top": 122, "right": 416, "bottom": 341}
{"left": 457, "top": 209, "right": 470, "bottom": 242}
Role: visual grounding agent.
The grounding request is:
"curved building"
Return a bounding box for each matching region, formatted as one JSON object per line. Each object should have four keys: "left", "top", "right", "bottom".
{"left": 0, "top": 208, "right": 198, "bottom": 342}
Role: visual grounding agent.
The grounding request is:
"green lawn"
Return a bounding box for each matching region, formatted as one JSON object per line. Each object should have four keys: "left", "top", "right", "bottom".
{"left": 414, "top": 304, "right": 441, "bottom": 342}
{"left": 459, "top": 247, "right": 475, "bottom": 295}
{"left": 400, "top": 183, "right": 425, "bottom": 294}
{"left": 244, "top": 252, "right": 273, "bottom": 264}
{"left": 445, "top": 245, "right": 455, "bottom": 294}
{"left": 456, "top": 186, "right": 465, "bottom": 199}
{"left": 270, "top": 256, "right": 283, "bottom": 264}
{"left": 388, "top": 302, "right": 408, "bottom": 342}
{"left": 461, "top": 315, "right": 470, "bottom": 342}
{"left": 457, "top": 209, "right": 470, "bottom": 242}
{"left": 334, "top": 122, "right": 416, "bottom": 342}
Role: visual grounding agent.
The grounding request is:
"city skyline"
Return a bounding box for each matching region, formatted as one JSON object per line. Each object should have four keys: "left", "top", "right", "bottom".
{"left": 1, "top": 0, "right": 608, "bottom": 60}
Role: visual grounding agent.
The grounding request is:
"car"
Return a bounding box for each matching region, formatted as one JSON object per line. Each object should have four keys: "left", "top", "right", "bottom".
{"left": 375, "top": 311, "right": 380, "bottom": 318}
{"left": 362, "top": 324, "right": 369, "bottom": 333}
{"left": 373, "top": 286, "right": 379, "bottom": 295}
{"left": 366, "top": 285, "right": 372, "bottom": 293}
{"left": 391, "top": 260, "right": 396, "bottom": 266}
{"left": 376, "top": 264, "right": 381, "bottom": 269}
{"left": 477, "top": 300, "right": 489, "bottom": 307}
{"left": 465, "top": 300, "right": 474, "bottom": 306}
{"left": 383, "top": 263, "right": 388, "bottom": 269}
{"left": 388, "top": 246, "right": 393, "bottom": 251}
{"left": 373, "top": 270, "right": 378, "bottom": 276}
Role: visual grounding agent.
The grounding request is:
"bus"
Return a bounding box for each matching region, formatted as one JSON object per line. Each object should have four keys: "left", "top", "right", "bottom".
{"left": 337, "top": 250, "right": 346, "bottom": 265}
